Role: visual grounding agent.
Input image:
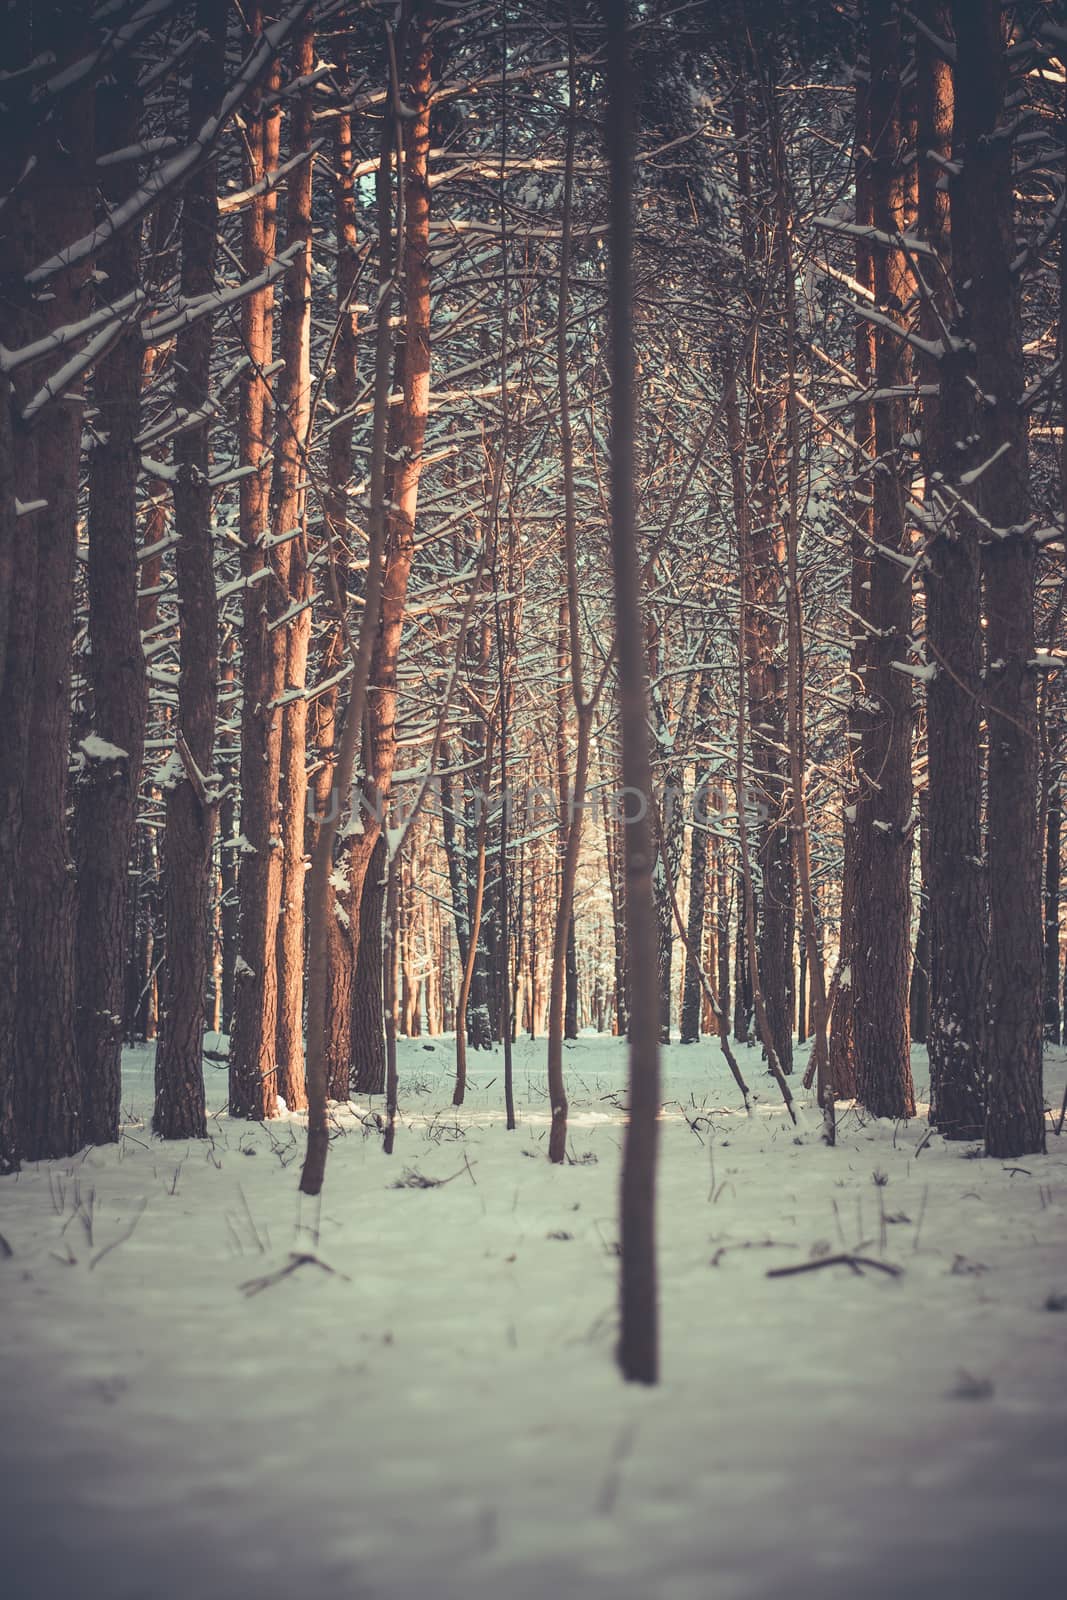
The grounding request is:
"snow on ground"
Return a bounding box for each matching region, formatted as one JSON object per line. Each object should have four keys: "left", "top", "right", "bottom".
{"left": 1, "top": 1035, "right": 1065, "bottom": 1600}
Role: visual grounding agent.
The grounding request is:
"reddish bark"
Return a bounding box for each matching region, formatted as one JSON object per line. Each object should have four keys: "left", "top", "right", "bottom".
{"left": 273, "top": 26, "right": 316, "bottom": 1114}
{"left": 229, "top": 23, "right": 283, "bottom": 1122}
{"left": 349, "top": 8, "right": 435, "bottom": 1095}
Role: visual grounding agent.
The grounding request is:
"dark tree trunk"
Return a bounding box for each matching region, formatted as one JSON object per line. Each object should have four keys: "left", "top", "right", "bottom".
{"left": 564, "top": 914, "right": 579, "bottom": 1039}
{"left": 909, "top": 791, "right": 931, "bottom": 1048}
{"left": 733, "top": 871, "right": 752, "bottom": 1042}
{"left": 716, "top": 846, "right": 731, "bottom": 1037}
{"left": 0, "top": 5, "right": 39, "bottom": 1169}
{"left": 953, "top": 0, "right": 1043, "bottom": 1157}
{"left": 606, "top": 0, "right": 660, "bottom": 1384}
{"left": 14, "top": 12, "right": 94, "bottom": 1161}
{"left": 352, "top": 835, "right": 387, "bottom": 1095}
{"left": 851, "top": 0, "right": 915, "bottom": 1122}
{"left": 1044, "top": 767, "right": 1061, "bottom": 1045}
{"left": 916, "top": 0, "right": 986, "bottom": 1139}
{"left": 730, "top": 78, "right": 793, "bottom": 1076}
{"left": 831, "top": 57, "right": 875, "bottom": 1106}
{"left": 154, "top": 4, "right": 225, "bottom": 1141}
{"left": 76, "top": 64, "right": 148, "bottom": 1147}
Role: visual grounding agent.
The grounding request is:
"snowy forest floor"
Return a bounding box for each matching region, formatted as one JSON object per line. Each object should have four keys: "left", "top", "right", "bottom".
{"left": 1, "top": 1036, "right": 1066, "bottom": 1600}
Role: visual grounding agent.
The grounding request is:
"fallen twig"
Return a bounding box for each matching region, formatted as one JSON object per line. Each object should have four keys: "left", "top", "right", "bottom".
{"left": 238, "top": 1251, "right": 348, "bottom": 1296}
{"left": 766, "top": 1252, "right": 903, "bottom": 1280}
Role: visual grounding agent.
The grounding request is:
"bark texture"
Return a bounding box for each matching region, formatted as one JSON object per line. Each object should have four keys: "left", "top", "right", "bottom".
{"left": 154, "top": 5, "right": 225, "bottom": 1141}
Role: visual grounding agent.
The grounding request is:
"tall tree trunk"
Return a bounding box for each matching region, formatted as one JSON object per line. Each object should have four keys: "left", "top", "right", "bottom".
{"left": 831, "top": 59, "right": 876, "bottom": 1105}
{"left": 851, "top": 0, "right": 915, "bottom": 1122}
{"left": 15, "top": 10, "right": 95, "bottom": 1161}
{"left": 731, "top": 75, "right": 793, "bottom": 1075}
{"left": 76, "top": 63, "right": 148, "bottom": 1146}
{"left": 0, "top": 5, "right": 40, "bottom": 1170}
{"left": 545, "top": 35, "right": 590, "bottom": 1155}
{"left": 605, "top": 0, "right": 660, "bottom": 1385}
{"left": 154, "top": 4, "right": 225, "bottom": 1141}
{"left": 716, "top": 846, "right": 731, "bottom": 1038}
{"left": 229, "top": 19, "right": 283, "bottom": 1122}
{"left": 918, "top": 0, "right": 986, "bottom": 1138}
{"left": 300, "top": 40, "right": 397, "bottom": 1195}
{"left": 318, "top": 76, "right": 360, "bottom": 1102}
{"left": 953, "top": 0, "right": 1044, "bottom": 1156}
{"left": 275, "top": 24, "right": 317, "bottom": 1114}
{"left": 349, "top": 3, "right": 434, "bottom": 1093}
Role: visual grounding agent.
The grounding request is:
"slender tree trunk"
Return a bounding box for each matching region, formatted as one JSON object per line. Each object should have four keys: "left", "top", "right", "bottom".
{"left": 383, "top": 850, "right": 400, "bottom": 1152}
{"left": 730, "top": 77, "right": 793, "bottom": 1075}
{"left": 319, "top": 79, "right": 360, "bottom": 1102}
{"left": 353, "top": 834, "right": 387, "bottom": 1094}
{"left": 275, "top": 24, "right": 317, "bottom": 1114}
{"left": 716, "top": 847, "right": 731, "bottom": 1037}
{"left": 229, "top": 20, "right": 283, "bottom": 1122}
{"left": 348, "top": 4, "right": 435, "bottom": 1094}
{"left": 851, "top": 0, "right": 915, "bottom": 1122}
{"left": 454, "top": 745, "right": 492, "bottom": 1107}
{"left": 154, "top": 5, "right": 226, "bottom": 1140}
{"left": 680, "top": 802, "right": 709, "bottom": 1044}
{"left": 766, "top": 87, "right": 833, "bottom": 1138}
{"left": 831, "top": 60, "right": 875, "bottom": 1104}
{"left": 1044, "top": 764, "right": 1061, "bottom": 1044}
{"left": 605, "top": 0, "right": 660, "bottom": 1384}
{"left": 76, "top": 65, "right": 148, "bottom": 1147}
{"left": 909, "top": 796, "right": 931, "bottom": 1048}
{"left": 546, "top": 28, "right": 587, "bottom": 1160}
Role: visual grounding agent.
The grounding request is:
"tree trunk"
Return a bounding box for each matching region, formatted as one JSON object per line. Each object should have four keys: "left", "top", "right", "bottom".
{"left": 605, "top": 1, "right": 660, "bottom": 1384}
{"left": 76, "top": 64, "right": 148, "bottom": 1147}
{"left": 680, "top": 801, "right": 709, "bottom": 1044}
{"left": 318, "top": 75, "right": 360, "bottom": 1101}
{"left": 347, "top": 4, "right": 435, "bottom": 1092}
{"left": 851, "top": 0, "right": 915, "bottom": 1122}
{"left": 917, "top": 0, "right": 986, "bottom": 1138}
{"left": 353, "top": 835, "right": 387, "bottom": 1095}
{"left": 953, "top": 0, "right": 1044, "bottom": 1157}
{"left": 275, "top": 24, "right": 317, "bottom": 1114}
{"left": 0, "top": 6, "right": 40, "bottom": 1170}
{"left": 1043, "top": 766, "right": 1061, "bottom": 1045}
{"left": 229, "top": 18, "right": 283, "bottom": 1123}
{"left": 15, "top": 13, "right": 94, "bottom": 1161}
{"left": 154, "top": 5, "right": 225, "bottom": 1141}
